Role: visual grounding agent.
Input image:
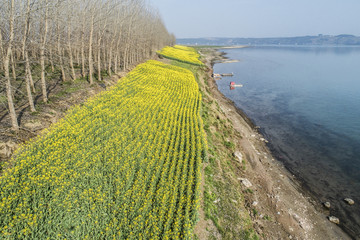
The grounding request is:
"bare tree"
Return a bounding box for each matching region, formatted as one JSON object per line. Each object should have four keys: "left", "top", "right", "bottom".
{"left": 1, "top": 0, "right": 175, "bottom": 129}
{"left": 56, "top": 18, "right": 66, "bottom": 81}
{"left": 3, "top": 0, "right": 19, "bottom": 130}
{"left": 80, "top": 11, "right": 86, "bottom": 78}
{"left": 22, "top": 0, "right": 36, "bottom": 112}
{"left": 40, "top": 0, "right": 49, "bottom": 102}
{"left": 95, "top": 2, "right": 110, "bottom": 81}
{"left": 0, "top": 25, "right": 4, "bottom": 72}
{"left": 67, "top": 12, "right": 76, "bottom": 80}
{"left": 87, "top": 1, "right": 96, "bottom": 84}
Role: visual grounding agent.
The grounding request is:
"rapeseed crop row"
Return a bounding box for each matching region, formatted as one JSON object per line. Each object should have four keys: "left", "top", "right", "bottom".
{"left": 157, "top": 45, "right": 204, "bottom": 66}
{"left": 0, "top": 58, "right": 206, "bottom": 239}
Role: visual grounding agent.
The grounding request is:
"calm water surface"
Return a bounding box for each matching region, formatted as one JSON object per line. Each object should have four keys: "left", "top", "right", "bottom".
{"left": 214, "top": 46, "right": 360, "bottom": 238}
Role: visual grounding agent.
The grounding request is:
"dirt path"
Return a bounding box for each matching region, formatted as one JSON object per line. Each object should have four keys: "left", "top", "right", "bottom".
{"left": 196, "top": 48, "right": 350, "bottom": 239}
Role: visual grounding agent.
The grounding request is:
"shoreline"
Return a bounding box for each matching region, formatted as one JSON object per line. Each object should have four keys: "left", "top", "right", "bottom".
{"left": 210, "top": 50, "right": 317, "bottom": 201}
{"left": 200, "top": 48, "right": 350, "bottom": 239}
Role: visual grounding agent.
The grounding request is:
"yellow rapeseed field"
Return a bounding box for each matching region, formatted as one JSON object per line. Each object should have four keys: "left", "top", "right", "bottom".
{"left": 0, "top": 56, "right": 207, "bottom": 239}
{"left": 157, "top": 45, "right": 204, "bottom": 66}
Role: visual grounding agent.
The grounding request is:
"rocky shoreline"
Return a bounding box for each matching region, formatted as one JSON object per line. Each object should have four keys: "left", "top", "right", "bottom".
{"left": 200, "top": 48, "right": 351, "bottom": 239}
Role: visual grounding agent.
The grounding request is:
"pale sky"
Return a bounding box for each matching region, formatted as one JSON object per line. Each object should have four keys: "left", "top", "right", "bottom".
{"left": 148, "top": 0, "right": 360, "bottom": 38}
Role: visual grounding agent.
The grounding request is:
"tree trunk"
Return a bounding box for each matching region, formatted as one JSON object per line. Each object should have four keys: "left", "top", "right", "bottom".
{"left": 114, "top": 36, "right": 122, "bottom": 73}
{"left": 114, "top": 52, "right": 118, "bottom": 74}
{"left": 23, "top": 0, "right": 36, "bottom": 111}
{"left": 97, "top": 35, "right": 102, "bottom": 81}
{"left": 108, "top": 38, "right": 115, "bottom": 77}
{"left": 25, "top": 51, "right": 36, "bottom": 93}
{"left": 4, "top": 0, "right": 19, "bottom": 130}
{"left": 108, "top": 48, "right": 112, "bottom": 77}
{"left": 5, "top": 66, "right": 19, "bottom": 130}
{"left": 25, "top": 51, "right": 36, "bottom": 112}
{"left": 88, "top": 15, "right": 94, "bottom": 84}
{"left": 40, "top": 46, "right": 47, "bottom": 102}
{"left": 102, "top": 46, "right": 107, "bottom": 73}
{"left": 40, "top": 0, "right": 49, "bottom": 103}
{"left": 81, "top": 29, "right": 86, "bottom": 78}
{"left": 49, "top": 47, "right": 55, "bottom": 72}
{"left": 0, "top": 29, "right": 4, "bottom": 72}
{"left": 10, "top": 50, "right": 16, "bottom": 80}
{"left": 68, "top": 42, "right": 76, "bottom": 80}
{"left": 114, "top": 27, "right": 122, "bottom": 74}
{"left": 76, "top": 48, "right": 80, "bottom": 68}
{"left": 67, "top": 22, "right": 76, "bottom": 80}
{"left": 123, "top": 47, "right": 128, "bottom": 71}
{"left": 22, "top": 17, "right": 35, "bottom": 94}
{"left": 57, "top": 24, "right": 66, "bottom": 81}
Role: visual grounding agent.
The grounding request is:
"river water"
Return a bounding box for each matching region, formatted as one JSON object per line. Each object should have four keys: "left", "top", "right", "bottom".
{"left": 214, "top": 46, "right": 360, "bottom": 238}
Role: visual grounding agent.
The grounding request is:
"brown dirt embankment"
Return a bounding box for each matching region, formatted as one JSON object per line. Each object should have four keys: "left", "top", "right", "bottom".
{"left": 195, "top": 48, "right": 350, "bottom": 239}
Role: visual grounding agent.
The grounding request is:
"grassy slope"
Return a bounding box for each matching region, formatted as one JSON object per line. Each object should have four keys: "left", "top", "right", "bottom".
{"left": 170, "top": 53, "right": 258, "bottom": 239}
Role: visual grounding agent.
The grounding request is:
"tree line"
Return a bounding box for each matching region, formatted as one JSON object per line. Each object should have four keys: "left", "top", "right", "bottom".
{"left": 1, "top": 0, "right": 175, "bottom": 130}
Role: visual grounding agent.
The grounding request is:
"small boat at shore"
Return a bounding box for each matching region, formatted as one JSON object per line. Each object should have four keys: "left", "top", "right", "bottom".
{"left": 230, "top": 81, "right": 243, "bottom": 90}
{"left": 222, "top": 60, "right": 240, "bottom": 63}
{"left": 212, "top": 73, "right": 234, "bottom": 78}
{"left": 221, "top": 73, "right": 234, "bottom": 77}
{"left": 212, "top": 73, "right": 221, "bottom": 77}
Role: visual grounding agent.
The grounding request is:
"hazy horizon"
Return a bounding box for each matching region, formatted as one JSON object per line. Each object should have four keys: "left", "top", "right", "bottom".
{"left": 149, "top": 0, "right": 360, "bottom": 39}
{"left": 176, "top": 34, "right": 360, "bottom": 39}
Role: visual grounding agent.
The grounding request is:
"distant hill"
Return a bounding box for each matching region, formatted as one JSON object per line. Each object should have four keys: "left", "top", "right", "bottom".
{"left": 177, "top": 35, "right": 360, "bottom": 46}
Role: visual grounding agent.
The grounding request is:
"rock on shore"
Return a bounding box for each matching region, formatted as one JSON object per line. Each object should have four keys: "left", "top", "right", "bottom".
{"left": 344, "top": 198, "right": 355, "bottom": 205}
{"left": 328, "top": 216, "right": 340, "bottom": 224}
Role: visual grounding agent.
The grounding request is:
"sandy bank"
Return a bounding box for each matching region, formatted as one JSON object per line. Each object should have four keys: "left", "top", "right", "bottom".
{"left": 198, "top": 48, "right": 350, "bottom": 239}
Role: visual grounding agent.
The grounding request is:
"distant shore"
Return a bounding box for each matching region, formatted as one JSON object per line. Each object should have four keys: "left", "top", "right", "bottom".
{"left": 219, "top": 45, "right": 249, "bottom": 49}
{"left": 177, "top": 34, "right": 360, "bottom": 46}
{"left": 200, "top": 47, "right": 350, "bottom": 239}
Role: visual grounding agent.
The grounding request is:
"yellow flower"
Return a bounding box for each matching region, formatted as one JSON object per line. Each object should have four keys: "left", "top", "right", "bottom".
{"left": 0, "top": 55, "right": 205, "bottom": 239}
